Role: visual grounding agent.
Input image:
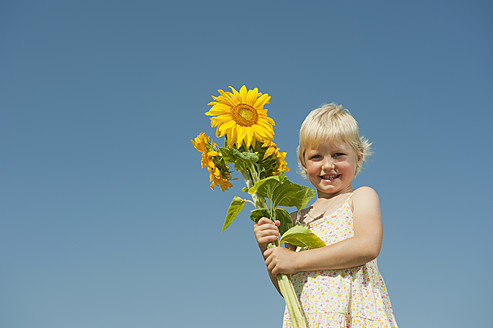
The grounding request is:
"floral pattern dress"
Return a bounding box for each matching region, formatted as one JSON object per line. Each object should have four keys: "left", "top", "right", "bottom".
{"left": 283, "top": 193, "right": 398, "bottom": 328}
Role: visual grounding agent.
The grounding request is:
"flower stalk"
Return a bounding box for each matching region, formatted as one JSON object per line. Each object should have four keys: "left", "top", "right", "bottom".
{"left": 243, "top": 168, "right": 306, "bottom": 328}
{"left": 266, "top": 243, "right": 308, "bottom": 328}
{"left": 192, "top": 85, "right": 323, "bottom": 328}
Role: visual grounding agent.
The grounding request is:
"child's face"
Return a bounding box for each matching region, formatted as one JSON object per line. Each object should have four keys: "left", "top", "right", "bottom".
{"left": 302, "top": 140, "right": 362, "bottom": 198}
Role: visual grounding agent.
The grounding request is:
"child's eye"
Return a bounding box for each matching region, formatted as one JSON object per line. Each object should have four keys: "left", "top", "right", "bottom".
{"left": 310, "top": 155, "right": 322, "bottom": 160}
{"left": 333, "top": 153, "right": 345, "bottom": 158}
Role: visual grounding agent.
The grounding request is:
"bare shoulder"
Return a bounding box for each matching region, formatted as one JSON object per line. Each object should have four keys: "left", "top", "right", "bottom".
{"left": 351, "top": 186, "right": 381, "bottom": 213}
{"left": 353, "top": 186, "right": 379, "bottom": 200}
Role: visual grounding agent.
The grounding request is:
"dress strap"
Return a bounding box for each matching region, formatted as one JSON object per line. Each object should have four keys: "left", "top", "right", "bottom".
{"left": 343, "top": 190, "right": 356, "bottom": 208}
{"left": 346, "top": 190, "right": 356, "bottom": 201}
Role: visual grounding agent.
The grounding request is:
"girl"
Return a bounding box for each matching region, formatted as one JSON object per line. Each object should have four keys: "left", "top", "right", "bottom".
{"left": 254, "top": 103, "right": 398, "bottom": 327}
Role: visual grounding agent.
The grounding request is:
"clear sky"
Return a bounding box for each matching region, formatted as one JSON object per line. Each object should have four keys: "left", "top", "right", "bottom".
{"left": 2, "top": 1, "right": 492, "bottom": 327}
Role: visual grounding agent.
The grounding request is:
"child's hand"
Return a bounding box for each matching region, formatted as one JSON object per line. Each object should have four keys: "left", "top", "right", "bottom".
{"left": 263, "top": 247, "right": 299, "bottom": 275}
{"left": 253, "top": 217, "right": 280, "bottom": 253}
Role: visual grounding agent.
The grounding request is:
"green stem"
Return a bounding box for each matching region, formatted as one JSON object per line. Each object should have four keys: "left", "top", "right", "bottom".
{"left": 277, "top": 275, "right": 296, "bottom": 326}
{"left": 267, "top": 242, "right": 307, "bottom": 328}
{"left": 277, "top": 274, "right": 307, "bottom": 328}
{"left": 240, "top": 166, "right": 267, "bottom": 209}
{"left": 241, "top": 160, "right": 307, "bottom": 327}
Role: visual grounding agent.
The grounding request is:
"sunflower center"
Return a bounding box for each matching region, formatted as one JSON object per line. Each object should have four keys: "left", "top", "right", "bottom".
{"left": 231, "top": 104, "right": 258, "bottom": 127}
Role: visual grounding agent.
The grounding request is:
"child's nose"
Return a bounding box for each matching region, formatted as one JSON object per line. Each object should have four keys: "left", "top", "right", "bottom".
{"left": 322, "top": 158, "right": 335, "bottom": 170}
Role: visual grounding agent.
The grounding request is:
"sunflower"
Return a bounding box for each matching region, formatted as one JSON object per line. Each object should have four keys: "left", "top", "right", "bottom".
{"left": 208, "top": 160, "right": 234, "bottom": 192}
{"left": 262, "top": 141, "right": 289, "bottom": 176}
{"left": 191, "top": 132, "right": 235, "bottom": 191}
{"left": 273, "top": 148, "right": 289, "bottom": 175}
{"left": 191, "top": 133, "right": 216, "bottom": 168}
{"left": 205, "top": 85, "right": 275, "bottom": 149}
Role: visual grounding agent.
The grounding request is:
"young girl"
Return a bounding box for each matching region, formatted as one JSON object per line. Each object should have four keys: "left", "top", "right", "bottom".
{"left": 254, "top": 103, "right": 398, "bottom": 327}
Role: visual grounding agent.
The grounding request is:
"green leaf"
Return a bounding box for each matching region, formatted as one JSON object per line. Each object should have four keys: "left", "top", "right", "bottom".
{"left": 219, "top": 147, "right": 237, "bottom": 163}
{"left": 237, "top": 150, "right": 259, "bottom": 164}
{"left": 272, "top": 180, "right": 316, "bottom": 210}
{"left": 248, "top": 175, "right": 282, "bottom": 198}
{"left": 249, "top": 208, "right": 270, "bottom": 223}
{"left": 219, "top": 147, "right": 259, "bottom": 172}
{"left": 279, "top": 225, "right": 326, "bottom": 249}
{"left": 275, "top": 208, "right": 293, "bottom": 236}
{"left": 222, "top": 196, "right": 247, "bottom": 232}
{"left": 220, "top": 147, "right": 258, "bottom": 164}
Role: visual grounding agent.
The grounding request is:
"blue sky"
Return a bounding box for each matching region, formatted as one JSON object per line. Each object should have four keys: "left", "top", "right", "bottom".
{"left": 1, "top": 1, "right": 492, "bottom": 327}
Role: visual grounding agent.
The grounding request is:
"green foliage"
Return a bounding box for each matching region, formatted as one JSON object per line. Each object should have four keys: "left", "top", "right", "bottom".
{"left": 222, "top": 196, "right": 247, "bottom": 232}
{"left": 274, "top": 208, "right": 293, "bottom": 236}
{"left": 248, "top": 175, "right": 283, "bottom": 198}
{"left": 246, "top": 174, "right": 315, "bottom": 237}
{"left": 248, "top": 174, "right": 316, "bottom": 210}
{"left": 249, "top": 207, "right": 293, "bottom": 236}
{"left": 221, "top": 144, "right": 279, "bottom": 180}
{"left": 220, "top": 146, "right": 258, "bottom": 172}
{"left": 250, "top": 208, "right": 270, "bottom": 223}
{"left": 251, "top": 142, "right": 279, "bottom": 179}
{"left": 218, "top": 148, "right": 316, "bottom": 241}
{"left": 272, "top": 179, "right": 316, "bottom": 210}
{"left": 279, "top": 225, "right": 326, "bottom": 249}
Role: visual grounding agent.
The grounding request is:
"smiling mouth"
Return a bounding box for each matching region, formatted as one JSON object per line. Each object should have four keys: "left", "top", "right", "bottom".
{"left": 321, "top": 174, "right": 340, "bottom": 181}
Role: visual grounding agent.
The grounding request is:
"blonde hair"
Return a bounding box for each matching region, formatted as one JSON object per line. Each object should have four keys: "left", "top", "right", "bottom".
{"left": 297, "top": 103, "right": 372, "bottom": 177}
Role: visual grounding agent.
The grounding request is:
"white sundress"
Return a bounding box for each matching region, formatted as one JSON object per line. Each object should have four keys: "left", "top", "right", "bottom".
{"left": 283, "top": 193, "right": 398, "bottom": 328}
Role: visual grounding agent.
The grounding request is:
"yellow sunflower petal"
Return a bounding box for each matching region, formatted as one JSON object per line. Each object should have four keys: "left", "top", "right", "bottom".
{"left": 245, "top": 128, "right": 253, "bottom": 148}
{"left": 218, "top": 120, "right": 236, "bottom": 136}
{"left": 263, "top": 146, "right": 276, "bottom": 159}
{"left": 205, "top": 103, "right": 232, "bottom": 116}
{"left": 237, "top": 126, "right": 248, "bottom": 148}
{"left": 218, "top": 180, "right": 233, "bottom": 192}
{"left": 254, "top": 93, "right": 271, "bottom": 109}
{"left": 228, "top": 86, "right": 242, "bottom": 103}
{"left": 217, "top": 89, "right": 233, "bottom": 98}
{"left": 215, "top": 89, "right": 234, "bottom": 104}
{"left": 227, "top": 124, "right": 238, "bottom": 147}
{"left": 252, "top": 124, "right": 269, "bottom": 139}
{"left": 207, "top": 101, "right": 232, "bottom": 109}
{"left": 210, "top": 118, "right": 219, "bottom": 128}
{"left": 209, "top": 98, "right": 231, "bottom": 108}
{"left": 211, "top": 114, "right": 233, "bottom": 124}
{"left": 258, "top": 120, "right": 275, "bottom": 132}
{"left": 239, "top": 85, "right": 248, "bottom": 102}
{"left": 246, "top": 88, "right": 258, "bottom": 106}
{"left": 265, "top": 116, "right": 275, "bottom": 125}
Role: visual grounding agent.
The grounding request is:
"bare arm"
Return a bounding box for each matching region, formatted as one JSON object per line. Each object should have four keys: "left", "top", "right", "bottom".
{"left": 264, "top": 187, "right": 383, "bottom": 275}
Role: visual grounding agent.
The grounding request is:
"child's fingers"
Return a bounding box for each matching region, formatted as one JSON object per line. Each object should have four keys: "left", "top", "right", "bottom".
{"left": 257, "top": 217, "right": 275, "bottom": 225}
{"left": 264, "top": 247, "right": 297, "bottom": 275}
{"left": 254, "top": 220, "right": 280, "bottom": 245}
{"left": 254, "top": 226, "right": 280, "bottom": 241}
{"left": 256, "top": 217, "right": 281, "bottom": 229}
{"left": 254, "top": 218, "right": 279, "bottom": 234}
{"left": 264, "top": 248, "right": 280, "bottom": 274}
{"left": 254, "top": 221, "right": 279, "bottom": 235}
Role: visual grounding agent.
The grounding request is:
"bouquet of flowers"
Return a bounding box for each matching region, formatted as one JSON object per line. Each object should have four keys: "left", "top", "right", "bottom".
{"left": 192, "top": 85, "right": 326, "bottom": 328}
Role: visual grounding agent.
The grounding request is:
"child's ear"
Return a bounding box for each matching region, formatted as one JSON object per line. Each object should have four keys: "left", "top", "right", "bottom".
{"left": 357, "top": 150, "right": 364, "bottom": 167}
